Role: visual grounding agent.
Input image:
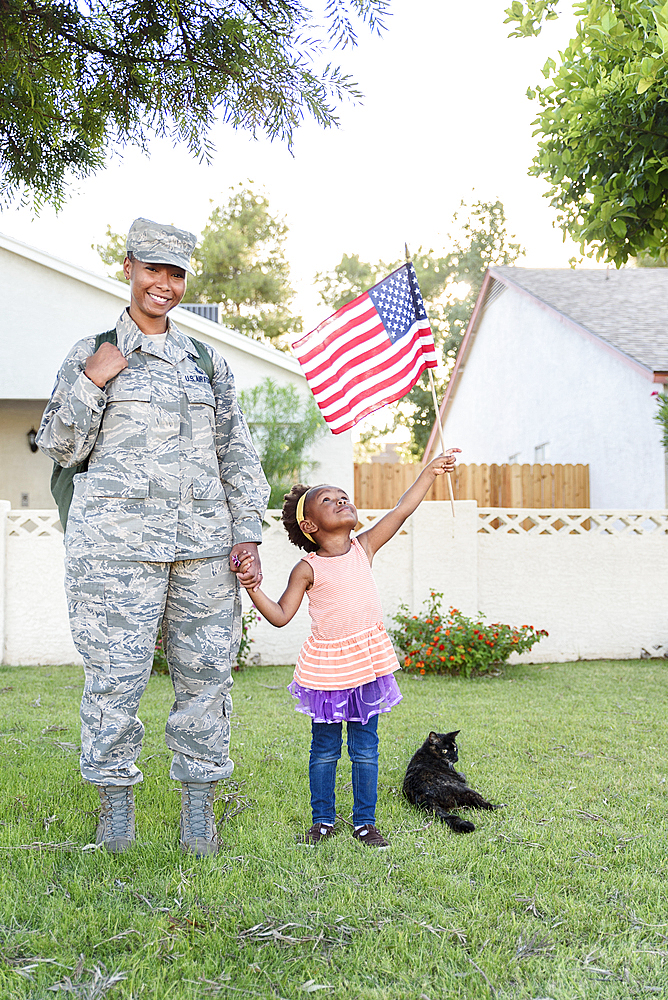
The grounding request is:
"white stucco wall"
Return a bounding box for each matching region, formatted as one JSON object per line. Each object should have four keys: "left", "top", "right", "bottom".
{"left": 5, "top": 503, "right": 666, "bottom": 668}
{"left": 440, "top": 287, "right": 666, "bottom": 507}
{"left": 0, "top": 236, "right": 353, "bottom": 502}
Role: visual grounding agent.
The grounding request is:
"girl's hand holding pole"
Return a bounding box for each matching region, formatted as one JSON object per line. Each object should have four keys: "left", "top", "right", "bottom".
{"left": 426, "top": 448, "right": 460, "bottom": 477}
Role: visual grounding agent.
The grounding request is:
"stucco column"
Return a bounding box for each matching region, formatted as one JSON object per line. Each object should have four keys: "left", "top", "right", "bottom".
{"left": 409, "top": 500, "right": 479, "bottom": 616}
{"left": 0, "top": 501, "right": 11, "bottom": 664}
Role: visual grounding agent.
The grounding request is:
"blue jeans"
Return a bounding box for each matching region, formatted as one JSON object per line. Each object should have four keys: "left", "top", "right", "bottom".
{"left": 309, "top": 715, "right": 379, "bottom": 826}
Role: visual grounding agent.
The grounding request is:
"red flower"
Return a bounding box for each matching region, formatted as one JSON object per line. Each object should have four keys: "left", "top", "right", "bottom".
{"left": 439, "top": 644, "right": 445, "bottom": 651}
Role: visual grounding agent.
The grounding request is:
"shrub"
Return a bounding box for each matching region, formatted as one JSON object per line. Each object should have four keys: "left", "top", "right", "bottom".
{"left": 389, "top": 590, "right": 548, "bottom": 678}
{"left": 152, "top": 609, "right": 262, "bottom": 675}
{"left": 236, "top": 608, "right": 262, "bottom": 671}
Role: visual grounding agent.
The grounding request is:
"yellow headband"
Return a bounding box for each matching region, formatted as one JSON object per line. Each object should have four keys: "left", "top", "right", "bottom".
{"left": 296, "top": 491, "right": 316, "bottom": 544}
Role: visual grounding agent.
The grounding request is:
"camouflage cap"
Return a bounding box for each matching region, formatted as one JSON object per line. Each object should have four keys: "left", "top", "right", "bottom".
{"left": 126, "top": 217, "right": 197, "bottom": 275}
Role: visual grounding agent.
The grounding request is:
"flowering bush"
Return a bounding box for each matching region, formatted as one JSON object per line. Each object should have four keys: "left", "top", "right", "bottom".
{"left": 389, "top": 590, "right": 548, "bottom": 678}
{"left": 152, "top": 608, "right": 262, "bottom": 675}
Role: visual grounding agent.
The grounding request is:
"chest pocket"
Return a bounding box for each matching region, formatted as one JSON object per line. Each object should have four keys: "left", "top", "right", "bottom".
{"left": 100, "top": 365, "right": 152, "bottom": 450}
{"left": 105, "top": 365, "right": 152, "bottom": 402}
{"left": 183, "top": 378, "right": 215, "bottom": 407}
{"left": 183, "top": 378, "right": 216, "bottom": 451}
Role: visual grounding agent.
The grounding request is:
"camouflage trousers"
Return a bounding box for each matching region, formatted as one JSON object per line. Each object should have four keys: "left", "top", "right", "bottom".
{"left": 65, "top": 555, "right": 240, "bottom": 786}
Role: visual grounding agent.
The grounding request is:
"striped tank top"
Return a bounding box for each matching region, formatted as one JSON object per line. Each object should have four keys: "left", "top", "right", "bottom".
{"left": 292, "top": 537, "right": 400, "bottom": 691}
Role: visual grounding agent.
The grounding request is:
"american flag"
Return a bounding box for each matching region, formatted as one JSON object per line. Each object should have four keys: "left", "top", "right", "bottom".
{"left": 292, "top": 262, "right": 438, "bottom": 434}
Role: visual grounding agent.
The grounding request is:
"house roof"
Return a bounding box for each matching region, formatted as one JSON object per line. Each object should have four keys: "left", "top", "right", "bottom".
{"left": 0, "top": 231, "right": 302, "bottom": 376}
{"left": 424, "top": 265, "right": 668, "bottom": 461}
{"left": 493, "top": 265, "right": 668, "bottom": 373}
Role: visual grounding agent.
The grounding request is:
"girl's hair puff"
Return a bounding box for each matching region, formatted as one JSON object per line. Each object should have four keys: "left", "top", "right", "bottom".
{"left": 281, "top": 484, "right": 319, "bottom": 552}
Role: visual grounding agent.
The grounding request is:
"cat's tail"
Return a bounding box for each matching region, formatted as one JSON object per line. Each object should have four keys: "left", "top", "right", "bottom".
{"left": 433, "top": 808, "right": 475, "bottom": 834}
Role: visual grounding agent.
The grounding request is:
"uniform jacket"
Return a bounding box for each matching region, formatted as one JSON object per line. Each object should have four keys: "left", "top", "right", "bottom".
{"left": 37, "top": 310, "right": 269, "bottom": 562}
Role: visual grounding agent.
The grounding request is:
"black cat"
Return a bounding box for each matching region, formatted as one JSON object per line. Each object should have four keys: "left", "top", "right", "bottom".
{"left": 403, "top": 730, "right": 502, "bottom": 834}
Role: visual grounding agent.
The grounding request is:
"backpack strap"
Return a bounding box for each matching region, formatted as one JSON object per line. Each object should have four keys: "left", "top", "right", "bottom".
{"left": 187, "top": 336, "right": 214, "bottom": 383}
{"left": 95, "top": 329, "right": 118, "bottom": 349}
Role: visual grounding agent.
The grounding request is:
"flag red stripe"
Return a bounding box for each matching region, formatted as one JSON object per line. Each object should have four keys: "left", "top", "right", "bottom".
{"left": 324, "top": 357, "right": 437, "bottom": 434}
{"left": 293, "top": 295, "right": 374, "bottom": 366}
{"left": 310, "top": 323, "right": 434, "bottom": 400}
{"left": 300, "top": 318, "right": 386, "bottom": 383}
{"left": 318, "top": 342, "right": 436, "bottom": 421}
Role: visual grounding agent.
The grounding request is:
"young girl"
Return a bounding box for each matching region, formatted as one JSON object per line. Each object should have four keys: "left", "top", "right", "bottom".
{"left": 238, "top": 451, "right": 459, "bottom": 848}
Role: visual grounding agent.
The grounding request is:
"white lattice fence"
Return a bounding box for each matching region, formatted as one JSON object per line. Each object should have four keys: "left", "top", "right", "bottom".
{"left": 2, "top": 502, "right": 668, "bottom": 665}
{"left": 478, "top": 509, "right": 668, "bottom": 536}
{"left": 6, "top": 511, "right": 63, "bottom": 538}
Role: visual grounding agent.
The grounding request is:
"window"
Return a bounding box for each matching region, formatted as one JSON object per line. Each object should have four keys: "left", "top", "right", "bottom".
{"left": 534, "top": 442, "right": 550, "bottom": 463}
{"left": 508, "top": 452, "right": 521, "bottom": 464}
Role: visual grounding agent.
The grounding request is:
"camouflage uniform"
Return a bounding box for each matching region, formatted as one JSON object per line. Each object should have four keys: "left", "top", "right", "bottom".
{"left": 37, "top": 308, "right": 269, "bottom": 785}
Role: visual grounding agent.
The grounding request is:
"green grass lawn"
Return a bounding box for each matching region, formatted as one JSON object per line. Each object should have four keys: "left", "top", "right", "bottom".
{"left": 0, "top": 659, "right": 666, "bottom": 1000}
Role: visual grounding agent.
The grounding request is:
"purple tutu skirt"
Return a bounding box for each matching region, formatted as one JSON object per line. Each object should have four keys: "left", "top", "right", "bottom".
{"left": 288, "top": 672, "right": 402, "bottom": 724}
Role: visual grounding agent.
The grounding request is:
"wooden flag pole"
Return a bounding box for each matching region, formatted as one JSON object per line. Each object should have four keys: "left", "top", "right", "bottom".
{"left": 404, "top": 243, "right": 456, "bottom": 518}
{"left": 428, "top": 367, "right": 456, "bottom": 517}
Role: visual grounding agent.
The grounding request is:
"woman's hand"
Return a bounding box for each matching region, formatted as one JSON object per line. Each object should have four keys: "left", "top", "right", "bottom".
{"left": 230, "top": 543, "right": 262, "bottom": 591}
{"left": 84, "top": 342, "right": 128, "bottom": 388}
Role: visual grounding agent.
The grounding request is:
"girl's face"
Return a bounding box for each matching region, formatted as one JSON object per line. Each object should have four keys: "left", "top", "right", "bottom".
{"left": 303, "top": 486, "right": 358, "bottom": 535}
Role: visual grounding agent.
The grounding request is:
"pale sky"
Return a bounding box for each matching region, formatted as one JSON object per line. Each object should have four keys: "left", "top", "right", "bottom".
{"left": 0, "top": 0, "right": 582, "bottom": 335}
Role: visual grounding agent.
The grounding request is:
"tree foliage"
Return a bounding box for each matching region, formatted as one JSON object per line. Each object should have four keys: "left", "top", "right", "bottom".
{"left": 0, "top": 0, "right": 389, "bottom": 210}
{"left": 94, "top": 184, "right": 301, "bottom": 346}
{"left": 239, "top": 378, "right": 326, "bottom": 507}
{"left": 316, "top": 200, "right": 523, "bottom": 456}
{"left": 505, "top": 0, "right": 668, "bottom": 265}
{"left": 187, "top": 186, "right": 301, "bottom": 344}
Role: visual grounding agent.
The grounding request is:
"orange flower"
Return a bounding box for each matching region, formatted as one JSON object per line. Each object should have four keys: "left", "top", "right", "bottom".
{"left": 404, "top": 656, "right": 412, "bottom": 666}
{"left": 420, "top": 668, "right": 426, "bottom": 675}
{"left": 449, "top": 655, "right": 456, "bottom": 661}
{"left": 445, "top": 630, "right": 451, "bottom": 636}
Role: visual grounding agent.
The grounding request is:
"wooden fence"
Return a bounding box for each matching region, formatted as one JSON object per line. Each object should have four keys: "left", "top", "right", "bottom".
{"left": 354, "top": 462, "right": 590, "bottom": 509}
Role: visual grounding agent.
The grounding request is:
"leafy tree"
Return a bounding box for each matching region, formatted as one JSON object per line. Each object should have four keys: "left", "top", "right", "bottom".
{"left": 94, "top": 226, "right": 127, "bottom": 282}
{"left": 239, "top": 378, "right": 326, "bottom": 507}
{"left": 315, "top": 200, "right": 524, "bottom": 456}
{"left": 0, "top": 0, "right": 389, "bottom": 210}
{"left": 505, "top": 0, "right": 668, "bottom": 265}
{"left": 187, "top": 185, "right": 301, "bottom": 344}
{"left": 94, "top": 184, "right": 301, "bottom": 346}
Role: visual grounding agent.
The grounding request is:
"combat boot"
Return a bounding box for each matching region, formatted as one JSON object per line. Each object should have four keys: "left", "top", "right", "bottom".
{"left": 180, "top": 781, "right": 218, "bottom": 857}
{"left": 96, "top": 785, "right": 135, "bottom": 853}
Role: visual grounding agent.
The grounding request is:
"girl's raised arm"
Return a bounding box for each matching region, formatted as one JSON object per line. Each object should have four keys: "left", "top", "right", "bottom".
{"left": 240, "top": 559, "right": 313, "bottom": 628}
{"left": 356, "top": 450, "right": 460, "bottom": 562}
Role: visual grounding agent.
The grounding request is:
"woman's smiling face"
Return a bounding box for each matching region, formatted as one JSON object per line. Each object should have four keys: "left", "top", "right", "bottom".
{"left": 124, "top": 257, "right": 187, "bottom": 325}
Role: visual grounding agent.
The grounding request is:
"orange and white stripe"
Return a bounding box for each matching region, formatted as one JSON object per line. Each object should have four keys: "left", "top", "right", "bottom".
{"left": 294, "top": 623, "right": 399, "bottom": 691}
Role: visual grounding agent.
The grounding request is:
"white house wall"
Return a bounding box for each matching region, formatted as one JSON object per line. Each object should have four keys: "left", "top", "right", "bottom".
{"left": 440, "top": 289, "right": 666, "bottom": 507}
